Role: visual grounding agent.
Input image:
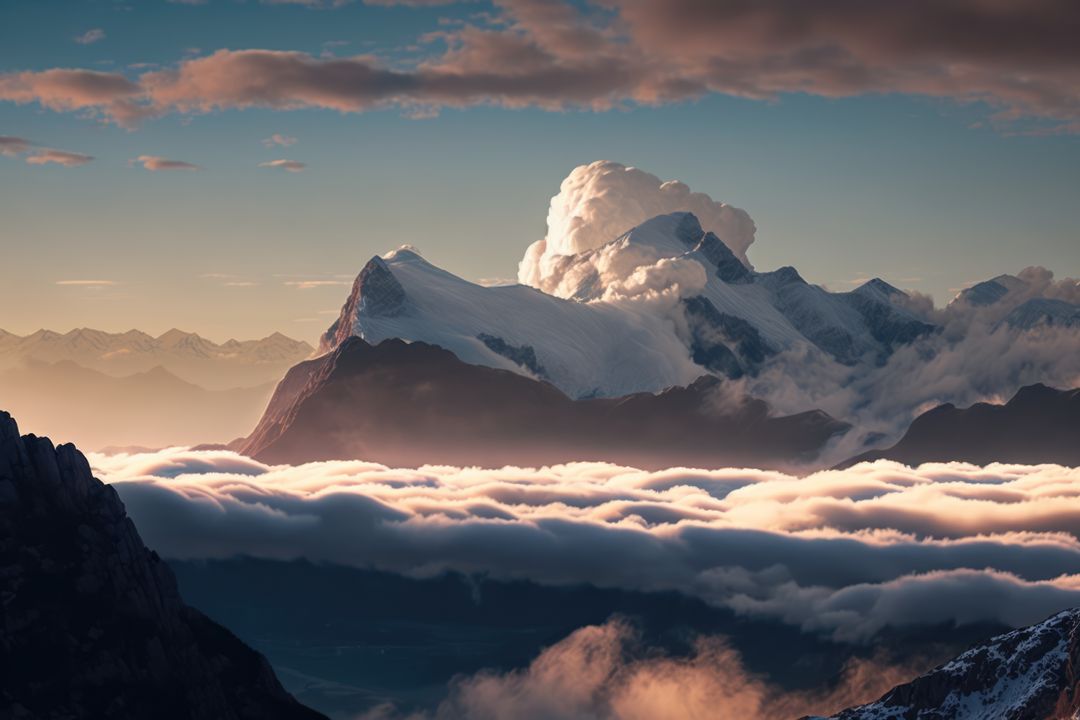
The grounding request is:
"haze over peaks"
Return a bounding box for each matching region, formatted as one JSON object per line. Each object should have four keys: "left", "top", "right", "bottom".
{"left": 0, "top": 327, "right": 313, "bottom": 390}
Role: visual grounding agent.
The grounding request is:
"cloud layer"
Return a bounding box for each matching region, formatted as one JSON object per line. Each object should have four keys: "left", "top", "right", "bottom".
{"left": 91, "top": 450, "right": 1080, "bottom": 642}
{"left": 2, "top": 0, "right": 1078, "bottom": 131}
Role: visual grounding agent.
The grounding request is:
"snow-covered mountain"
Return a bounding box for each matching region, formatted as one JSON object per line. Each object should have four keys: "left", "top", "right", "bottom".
{"left": 815, "top": 608, "right": 1080, "bottom": 720}
{"left": 950, "top": 271, "right": 1080, "bottom": 330}
{"left": 319, "top": 212, "right": 934, "bottom": 399}
{"left": 0, "top": 328, "right": 313, "bottom": 390}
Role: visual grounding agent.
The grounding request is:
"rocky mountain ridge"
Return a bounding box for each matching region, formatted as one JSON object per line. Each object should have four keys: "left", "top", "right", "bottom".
{"left": 0, "top": 410, "right": 325, "bottom": 719}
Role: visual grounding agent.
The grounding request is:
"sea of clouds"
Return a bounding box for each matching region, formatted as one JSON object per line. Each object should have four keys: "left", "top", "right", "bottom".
{"left": 91, "top": 451, "right": 1080, "bottom": 645}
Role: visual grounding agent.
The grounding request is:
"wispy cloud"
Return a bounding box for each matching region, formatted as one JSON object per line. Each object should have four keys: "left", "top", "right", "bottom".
{"left": 0, "top": 135, "right": 31, "bottom": 156}
{"left": 74, "top": 28, "right": 106, "bottom": 45}
{"left": 261, "top": 133, "right": 297, "bottom": 147}
{"left": 133, "top": 155, "right": 199, "bottom": 171}
{"left": 258, "top": 158, "right": 306, "bottom": 172}
{"left": 283, "top": 279, "right": 349, "bottom": 289}
{"left": 25, "top": 149, "right": 94, "bottom": 167}
{"left": 56, "top": 279, "right": 117, "bottom": 286}
{"left": 1, "top": 136, "right": 93, "bottom": 167}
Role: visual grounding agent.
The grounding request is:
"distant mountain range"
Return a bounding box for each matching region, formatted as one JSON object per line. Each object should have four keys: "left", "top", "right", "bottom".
{"left": 239, "top": 336, "right": 849, "bottom": 469}
{"left": 0, "top": 328, "right": 313, "bottom": 390}
{"left": 843, "top": 384, "right": 1080, "bottom": 468}
{"left": 0, "top": 360, "right": 273, "bottom": 451}
{"left": 814, "top": 608, "right": 1080, "bottom": 720}
{"left": 0, "top": 411, "right": 324, "bottom": 719}
{"left": 0, "top": 328, "right": 312, "bottom": 450}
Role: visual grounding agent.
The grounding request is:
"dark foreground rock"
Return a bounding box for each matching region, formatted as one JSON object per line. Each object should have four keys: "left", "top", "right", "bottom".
{"left": 0, "top": 411, "right": 326, "bottom": 720}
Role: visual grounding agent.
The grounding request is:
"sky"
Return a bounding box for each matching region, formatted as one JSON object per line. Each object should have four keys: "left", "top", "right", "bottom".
{"left": 2, "top": 0, "right": 1078, "bottom": 343}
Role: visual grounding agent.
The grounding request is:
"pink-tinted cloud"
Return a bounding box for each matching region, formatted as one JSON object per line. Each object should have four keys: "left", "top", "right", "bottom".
{"left": 25, "top": 149, "right": 94, "bottom": 167}
{"left": 133, "top": 155, "right": 199, "bottom": 171}
{"left": 261, "top": 133, "right": 297, "bottom": 147}
{"left": 0, "top": 68, "right": 147, "bottom": 126}
{"left": 0, "top": 136, "right": 31, "bottom": 156}
{"left": 258, "top": 159, "right": 306, "bottom": 172}
{"left": 2, "top": 0, "right": 1078, "bottom": 130}
{"left": 1, "top": 135, "right": 94, "bottom": 167}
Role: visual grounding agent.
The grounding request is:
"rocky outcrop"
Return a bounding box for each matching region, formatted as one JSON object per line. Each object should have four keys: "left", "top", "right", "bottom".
{"left": 319, "top": 256, "right": 407, "bottom": 353}
{"left": 842, "top": 383, "right": 1080, "bottom": 468}
{"left": 0, "top": 411, "right": 326, "bottom": 720}
{"left": 812, "top": 608, "right": 1080, "bottom": 720}
{"left": 239, "top": 336, "right": 849, "bottom": 470}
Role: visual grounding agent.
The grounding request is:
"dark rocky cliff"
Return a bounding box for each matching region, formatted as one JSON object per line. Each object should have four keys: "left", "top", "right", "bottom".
{"left": 0, "top": 411, "right": 326, "bottom": 720}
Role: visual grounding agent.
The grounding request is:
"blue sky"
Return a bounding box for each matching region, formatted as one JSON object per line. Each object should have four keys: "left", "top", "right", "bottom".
{"left": 2, "top": 0, "right": 1078, "bottom": 341}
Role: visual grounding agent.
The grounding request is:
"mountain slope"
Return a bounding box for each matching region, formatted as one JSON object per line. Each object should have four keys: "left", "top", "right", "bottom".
{"left": 240, "top": 336, "right": 849, "bottom": 469}
{"left": 0, "top": 360, "right": 274, "bottom": 450}
{"left": 0, "top": 411, "right": 326, "bottom": 719}
{"left": 842, "top": 384, "right": 1080, "bottom": 467}
{"left": 319, "top": 212, "right": 935, "bottom": 399}
{"left": 0, "top": 328, "right": 313, "bottom": 390}
{"left": 813, "top": 608, "right": 1080, "bottom": 720}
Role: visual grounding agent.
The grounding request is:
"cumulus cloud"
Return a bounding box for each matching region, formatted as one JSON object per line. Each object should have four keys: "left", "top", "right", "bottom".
{"left": 518, "top": 161, "right": 756, "bottom": 295}
{"left": 90, "top": 449, "right": 1080, "bottom": 641}
{"left": 258, "top": 158, "right": 306, "bottom": 172}
{"left": 3, "top": 0, "right": 1079, "bottom": 131}
{"left": 382, "top": 619, "right": 918, "bottom": 720}
{"left": 133, "top": 155, "right": 200, "bottom": 171}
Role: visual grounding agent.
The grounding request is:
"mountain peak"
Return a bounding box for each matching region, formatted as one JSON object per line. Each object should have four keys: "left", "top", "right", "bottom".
{"left": 855, "top": 277, "right": 904, "bottom": 298}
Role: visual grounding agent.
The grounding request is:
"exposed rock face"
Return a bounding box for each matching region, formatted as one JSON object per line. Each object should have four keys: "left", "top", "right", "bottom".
{"left": 812, "top": 608, "right": 1080, "bottom": 720}
{"left": 674, "top": 212, "right": 752, "bottom": 283}
{"left": 842, "top": 384, "right": 1080, "bottom": 468}
{"left": 477, "top": 333, "right": 549, "bottom": 380}
{"left": 0, "top": 411, "right": 325, "bottom": 720}
{"left": 683, "top": 295, "right": 774, "bottom": 378}
{"left": 239, "top": 336, "right": 849, "bottom": 470}
{"left": 319, "top": 256, "right": 407, "bottom": 353}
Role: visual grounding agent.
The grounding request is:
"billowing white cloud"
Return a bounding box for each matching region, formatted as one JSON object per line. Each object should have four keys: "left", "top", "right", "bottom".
{"left": 519, "top": 161, "right": 756, "bottom": 295}
{"left": 91, "top": 449, "right": 1080, "bottom": 641}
